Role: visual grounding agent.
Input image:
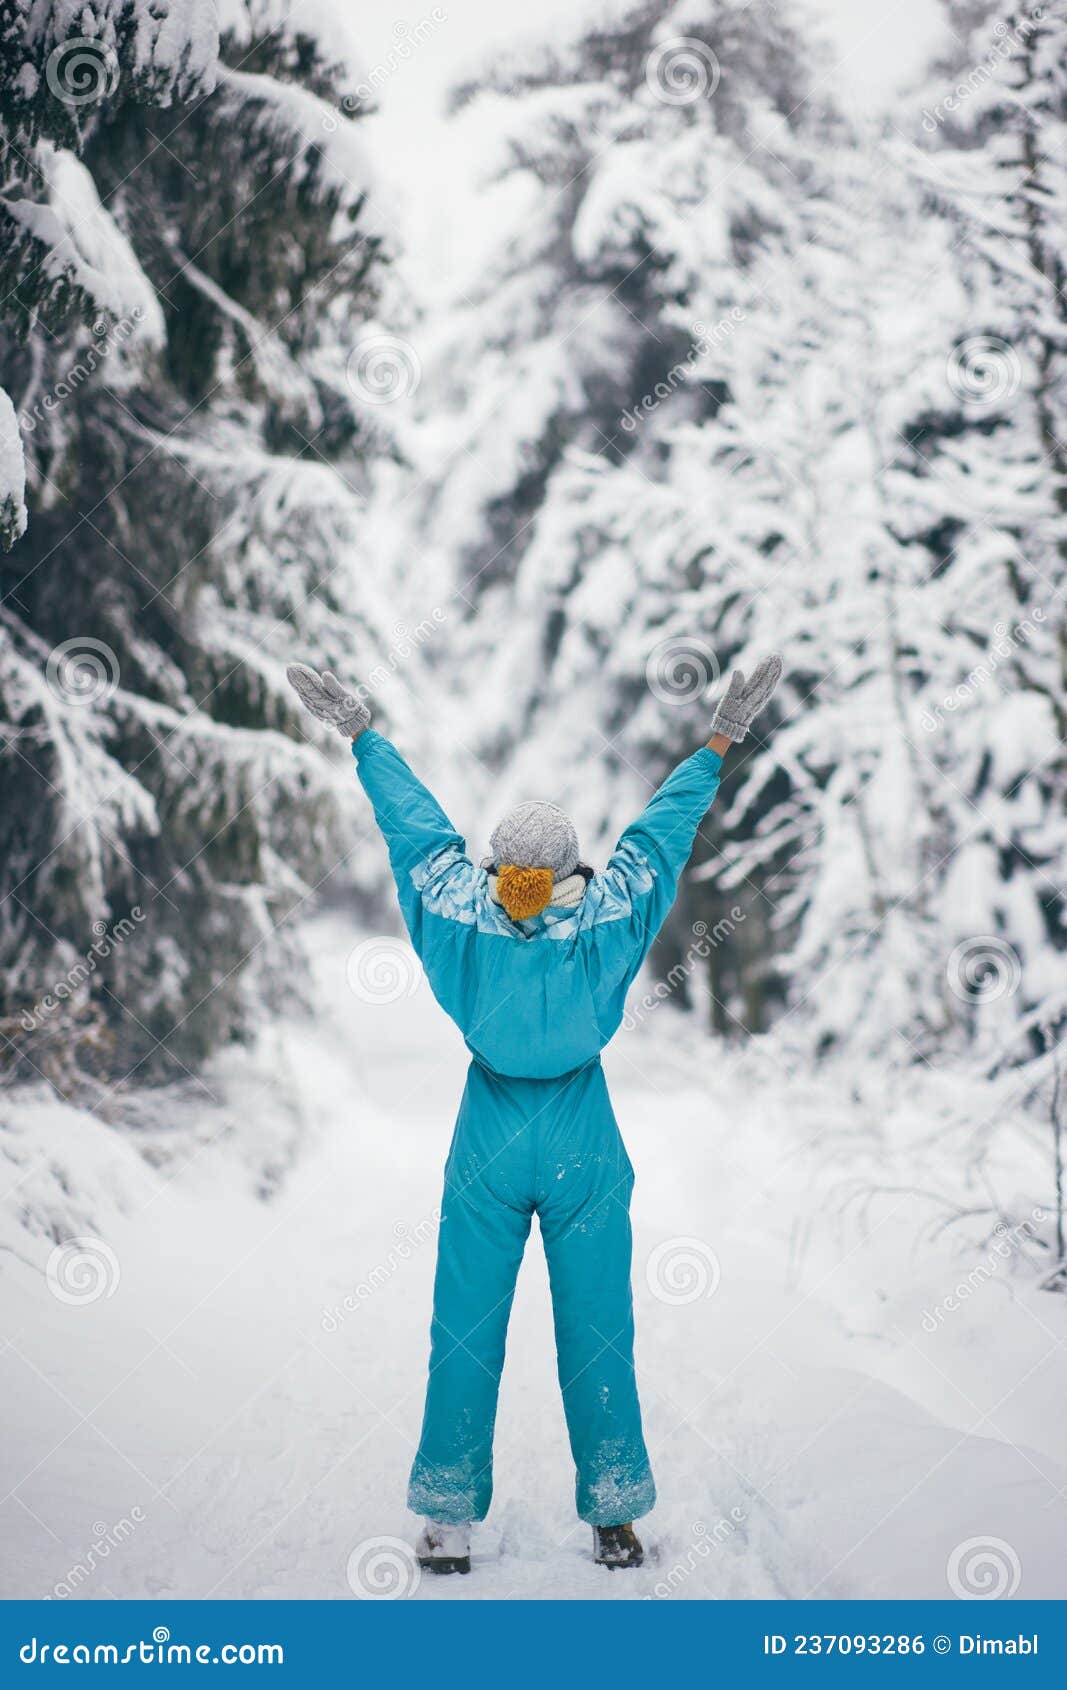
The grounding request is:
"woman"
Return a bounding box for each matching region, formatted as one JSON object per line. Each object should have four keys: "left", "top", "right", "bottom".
{"left": 287, "top": 654, "right": 783, "bottom": 1573}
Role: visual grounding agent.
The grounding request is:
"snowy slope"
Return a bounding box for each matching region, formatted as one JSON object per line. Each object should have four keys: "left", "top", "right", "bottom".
{"left": 1, "top": 911, "right": 1064, "bottom": 1602}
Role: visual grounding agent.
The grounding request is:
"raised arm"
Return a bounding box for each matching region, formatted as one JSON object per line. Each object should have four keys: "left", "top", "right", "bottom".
{"left": 350, "top": 730, "right": 466, "bottom": 896}
{"left": 599, "top": 653, "right": 783, "bottom": 953}
{"left": 600, "top": 746, "right": 725, "bottom": 945}
{"left": 285, "top": 664, "right": 468, "bottom": 938}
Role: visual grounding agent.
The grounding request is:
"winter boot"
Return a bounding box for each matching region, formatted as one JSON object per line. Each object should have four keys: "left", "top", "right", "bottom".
{"left": 416, "top": 1519, "right": 471, "bottom": 1575}
{"left": 592, "top": 1522, "right": 644, "bottom": 1569}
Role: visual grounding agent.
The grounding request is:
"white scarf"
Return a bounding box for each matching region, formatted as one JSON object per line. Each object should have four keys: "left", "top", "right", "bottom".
{"left": 487, "top": 870, "right": 587, "bottom": 912}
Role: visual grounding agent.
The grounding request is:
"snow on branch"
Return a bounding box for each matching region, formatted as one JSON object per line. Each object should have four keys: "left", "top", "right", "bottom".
{"left": 1, "top": 147, "right": 165, "bottom": 344}
{"left": 168, "top": 249, "right": 317, "bottom": 412}
{"left": 0, "top": 387, "right": 28, "bottom": 549}
{"left": 1, "top": 0, "right": 219, "bottom": 152}
{"left": 215, "top": 66, "right": 376, "bottom": 216}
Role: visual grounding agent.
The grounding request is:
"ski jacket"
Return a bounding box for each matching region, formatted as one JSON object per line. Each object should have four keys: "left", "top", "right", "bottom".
{"left": 352, "top": 732, "right": 722, "bottom": 1080}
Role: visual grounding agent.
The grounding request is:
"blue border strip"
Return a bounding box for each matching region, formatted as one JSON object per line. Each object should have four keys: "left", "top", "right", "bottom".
{"left": 1, "top": 1599, "right": 1064, "bottom": 1682}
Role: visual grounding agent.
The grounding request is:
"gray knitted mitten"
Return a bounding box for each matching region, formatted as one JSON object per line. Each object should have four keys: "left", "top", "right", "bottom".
{"left": 286, "top": 663, "right": 370, "bottom": 739}
{"left": 709, "top": 654, "right": 783, "bottom": 743}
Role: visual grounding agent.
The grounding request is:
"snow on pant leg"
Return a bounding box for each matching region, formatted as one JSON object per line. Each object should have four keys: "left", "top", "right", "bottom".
{"left": 536, "top": 1060, "right": 656, "bottom": 1526}
{"left": 408, "top": 1062, "right": 534, "bottom": 1524}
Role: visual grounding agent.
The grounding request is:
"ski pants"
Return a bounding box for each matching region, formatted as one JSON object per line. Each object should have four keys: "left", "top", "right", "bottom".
{"left": 408, "top": 1056, "right": 656, "bottom": 1526}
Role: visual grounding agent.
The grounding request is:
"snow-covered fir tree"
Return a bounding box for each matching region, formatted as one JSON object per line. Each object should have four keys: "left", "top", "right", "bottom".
{"left": 0, "top": 1, "right": 408, "bottom": 1088}
{"left": 3, "top": 0, "right": 1063, "bottom": 1105}
{"left": 891, "top": 0, "right": 1067, "bottom": 1068}
{"left": 398, "top": 0, "right": 837, "bottom": 1019}
{"left": 410, "top": 0, "right": 1066, "bottom": 1073}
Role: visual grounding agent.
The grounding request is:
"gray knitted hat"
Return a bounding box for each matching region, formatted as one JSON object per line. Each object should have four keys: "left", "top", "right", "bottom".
{"left": 489, "top": 800, "right": 580, "bottom": 879}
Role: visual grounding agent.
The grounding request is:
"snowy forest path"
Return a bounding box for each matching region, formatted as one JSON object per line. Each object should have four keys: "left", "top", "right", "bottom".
{"left": 1, "top": 914, "right": 1065, "bottom": 1600}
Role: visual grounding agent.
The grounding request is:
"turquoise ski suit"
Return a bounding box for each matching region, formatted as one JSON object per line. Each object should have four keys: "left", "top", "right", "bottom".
{"left": 352, "top": 731, "right": 723, "bottom": 1526}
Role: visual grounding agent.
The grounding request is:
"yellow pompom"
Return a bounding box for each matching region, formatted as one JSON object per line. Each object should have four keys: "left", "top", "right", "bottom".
{"left": 497, "top": 863, "right": 554, "bottom": 920}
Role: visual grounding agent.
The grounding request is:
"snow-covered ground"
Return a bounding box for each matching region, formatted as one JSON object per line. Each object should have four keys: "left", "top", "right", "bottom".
{"left": 1, "top": 912, "right": 1064, "bottom": 1602}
